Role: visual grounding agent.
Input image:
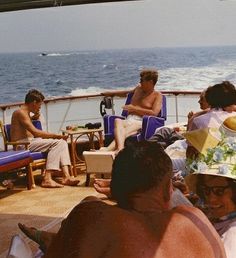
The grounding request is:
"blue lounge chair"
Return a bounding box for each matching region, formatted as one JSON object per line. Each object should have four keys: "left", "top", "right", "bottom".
{"left": 0, "top": 120, "right": 47, "bottom": 188}
{"left": 0, "top": 150, "right": 33, "bottom": 189}
{"left": 103, "top": 92, "right": 167, "bottom": 145}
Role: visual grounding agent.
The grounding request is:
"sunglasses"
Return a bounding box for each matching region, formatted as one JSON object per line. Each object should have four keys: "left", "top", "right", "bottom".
{"left": 200, "top": 185, "right": 231, "bottom": 197}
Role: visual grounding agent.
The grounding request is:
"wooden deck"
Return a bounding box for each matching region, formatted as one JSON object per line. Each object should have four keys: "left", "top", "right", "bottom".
{"left": 0, "top": 171, "right": 102, "bottom": 257}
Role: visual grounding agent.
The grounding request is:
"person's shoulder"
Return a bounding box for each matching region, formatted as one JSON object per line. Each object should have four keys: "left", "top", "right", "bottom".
{"left": 12, "top": 108, "right": 22, "bottom": 115}
{"left": 170, "top": 205, "right": 222, "bottom": 238}
{"left": 171, "top": 205, "right": 211, "bottom": 223}
{"left": 134, "top": 85, "right": 142, "bottom": 92}
{"left": 172, "top": 204, "right": 204, "bottom": 214}
{"left": 12, "top": 108, "right": 25, "bottom": 119}
{"left": 76, "top": 196, "right": 117, "bottom": 214}
{"left": 153, "top": 90, "right": 162, "bottom": 98}
{"left": 70, "top": 197, "right": 126, "bottom": 229}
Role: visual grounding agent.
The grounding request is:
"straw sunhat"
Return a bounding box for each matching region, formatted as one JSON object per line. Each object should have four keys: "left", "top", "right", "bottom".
{"left": 184, "top": 118, "right": 236, "bottom": 193}
{"left": 183, "top": 127, "right": 221, "bottom": 155}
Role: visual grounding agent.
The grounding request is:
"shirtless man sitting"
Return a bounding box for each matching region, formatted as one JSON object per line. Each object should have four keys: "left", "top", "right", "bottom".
{"left": 103, "top": 69, "right": 162, "bottom": 152}
{"left": 19, "top": 141, "right": 225, "bottom": 258}
{"left": 11, "top": 89, "right": 79, "bottom": 188}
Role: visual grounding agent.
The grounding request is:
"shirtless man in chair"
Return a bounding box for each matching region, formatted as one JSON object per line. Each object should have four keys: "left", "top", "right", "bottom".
{"left": 11, "top": 89, "right": 79, "bottom": 188}
{"left": 103, "top": 69, "right": 163, "bottom": 153}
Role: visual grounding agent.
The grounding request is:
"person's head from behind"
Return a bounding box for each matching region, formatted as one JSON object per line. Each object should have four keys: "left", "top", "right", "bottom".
{"left": 140, "top": 69, "right": 158, "bottom": 91}
{"left": 205, "top": 81, "right": 236, "bottom": 109}
{"left": 25, "top": 89, "right": 45, "bottom": 113}
{"left": 198, "top": 89, "right": 210, "bottom": 110}
{"left": 111, "top": 141, "right": 173, "bottom": 209}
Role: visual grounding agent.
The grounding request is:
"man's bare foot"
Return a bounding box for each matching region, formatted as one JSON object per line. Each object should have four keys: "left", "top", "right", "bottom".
{"left": 60, "top": 177, "right": 80, "bottom": 186}
{"left": 94, "top": 178, "right": 111, "bottom": 187}
{"left": 94, "top": 182, "right": 111, "bottom": 198}
{"left": 41, "top": 179, "right": 64, "bottom": 188}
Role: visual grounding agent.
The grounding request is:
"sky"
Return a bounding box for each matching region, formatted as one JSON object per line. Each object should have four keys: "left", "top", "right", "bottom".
{"left": 0, "top": 0, "right": 236, "bottom": 53}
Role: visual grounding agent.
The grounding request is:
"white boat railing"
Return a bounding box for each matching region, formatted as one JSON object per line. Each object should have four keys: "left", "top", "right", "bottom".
{"left": 0, "top": 90, "right": 201, "bottom": 134}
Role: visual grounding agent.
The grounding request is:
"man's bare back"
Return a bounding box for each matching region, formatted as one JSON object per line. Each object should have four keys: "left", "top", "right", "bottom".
{"left": 45, "top": 199, "right": 225, "bottom": 258}
{"left": 19, "top": 142, "right": 225, "bottom": 256}
{"left": 11, "top": 108, "right": 35, "bottom": 141}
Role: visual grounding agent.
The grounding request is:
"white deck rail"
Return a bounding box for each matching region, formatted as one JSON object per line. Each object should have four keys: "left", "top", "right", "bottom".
{"left": 0, "top": 90, "right": 201, "bottom": 134}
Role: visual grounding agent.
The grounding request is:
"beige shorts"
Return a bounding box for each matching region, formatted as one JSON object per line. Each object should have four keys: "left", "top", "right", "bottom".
{"left": 126, "top": 114, "right": 142, "bottom": 127}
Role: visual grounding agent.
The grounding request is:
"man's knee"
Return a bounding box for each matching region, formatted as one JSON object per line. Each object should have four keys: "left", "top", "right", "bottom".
{"left": 58, "top": 139, "right": 68, "bottom": 148}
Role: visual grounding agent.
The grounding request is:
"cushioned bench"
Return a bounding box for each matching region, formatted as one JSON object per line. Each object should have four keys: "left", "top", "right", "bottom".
{"left": 0, "top": 150, "right": 33, "bottom": 190}
{"left": 0, "top": 120, "right": 47, "bottom": 187}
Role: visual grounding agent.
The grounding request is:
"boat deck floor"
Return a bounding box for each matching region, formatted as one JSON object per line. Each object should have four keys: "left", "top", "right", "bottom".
{"left": 0, "top": 170, "right": 107, "bottom": 257}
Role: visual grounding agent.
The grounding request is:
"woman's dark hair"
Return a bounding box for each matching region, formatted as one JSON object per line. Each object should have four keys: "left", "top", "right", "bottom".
{"left": 111, "top": 141, "right": 172, "bottom": 208}
{"left": 205, "top": 81, "right": 236, "bottom": 108}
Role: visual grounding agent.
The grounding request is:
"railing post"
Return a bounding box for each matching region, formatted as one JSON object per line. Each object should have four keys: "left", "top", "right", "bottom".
{"left": 59, "top": 99, "right": 72, "bottom": 132}
{"left": 111, "top": 97, "right": 115, "bottom": 115}
{"left": 44, "top": 102, "right": 49, "bottom": 132}
{"left": 175, "top": 95, "right": 179, "bottom": 123}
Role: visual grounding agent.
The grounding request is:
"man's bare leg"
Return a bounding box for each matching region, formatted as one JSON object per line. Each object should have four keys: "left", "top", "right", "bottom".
{"left": 113, "top": 119, "right": 127, "bottom": 151}
{"left": 99, "top": 140, "right": 116, "bottom": 151}
{"left": 100, "top": 119, "right": 141, "bottom": 152}
{"left": 114, "top": 119, "right": 142, "bottom": 152}
{"left": 99, "top": 120, "right": 124, "bottom": 151}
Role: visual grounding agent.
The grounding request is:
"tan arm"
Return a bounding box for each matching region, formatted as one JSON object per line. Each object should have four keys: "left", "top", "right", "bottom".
{"left": 19, "top": 111, "right": 67, "bottom": 140}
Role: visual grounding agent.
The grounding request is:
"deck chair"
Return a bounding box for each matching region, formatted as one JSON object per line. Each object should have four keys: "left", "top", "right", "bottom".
{"left": 83, "top": 151, "right": 115, "bottom": 186}
{"left": 103, "top": 92, "right": 167, "bottom": 145}
{"left": 0, "top": 150, "right": 34, "bottom": 190}
{"left": 0, "top": 120, "right": 47, "bottom": 188}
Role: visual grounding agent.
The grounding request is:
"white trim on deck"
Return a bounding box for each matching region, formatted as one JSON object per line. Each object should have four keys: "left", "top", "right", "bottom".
{"left": 0, "top": 91, "right": 201, "bottom": 149}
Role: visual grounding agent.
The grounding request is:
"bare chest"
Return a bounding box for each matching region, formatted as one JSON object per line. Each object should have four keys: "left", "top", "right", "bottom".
{"left": 131, "top": 92, "right": 156, "bottom": 109}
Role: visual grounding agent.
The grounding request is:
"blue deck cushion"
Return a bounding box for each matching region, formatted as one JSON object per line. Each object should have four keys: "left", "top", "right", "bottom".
{"left": 0, "top": 150, "right": 31, "bottom": 166}
{"left": 30, "top": 151, "right": 47, "bottom": 160}
{"left": 3, "top": 120, "right": 47, "bottom": 166}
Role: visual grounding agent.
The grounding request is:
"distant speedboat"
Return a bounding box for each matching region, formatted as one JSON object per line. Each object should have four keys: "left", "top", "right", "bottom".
{"left": 41, "top": 52, "right": 48, "bottom": 56}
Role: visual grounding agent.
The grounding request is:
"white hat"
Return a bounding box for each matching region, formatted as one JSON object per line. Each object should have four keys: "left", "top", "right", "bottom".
{"left": 185, "top": 136, "right": 236, "bottom": 192}
{"left": 184, "top": 116, "right": 236, "bottom": 192}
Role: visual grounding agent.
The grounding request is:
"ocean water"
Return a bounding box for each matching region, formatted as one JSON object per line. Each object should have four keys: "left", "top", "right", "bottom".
{"left": 1, "top": 45, "right": 236, "bottom": 104}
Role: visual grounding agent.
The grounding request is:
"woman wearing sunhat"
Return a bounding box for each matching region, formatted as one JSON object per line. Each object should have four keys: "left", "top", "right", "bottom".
{"left": 185, "top": 117, "right": 236, "bottom": 258}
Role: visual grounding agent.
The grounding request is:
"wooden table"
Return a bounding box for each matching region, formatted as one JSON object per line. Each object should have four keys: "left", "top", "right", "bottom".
{"left": 62, "top": 128, "right": 104, "bottom": 176}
